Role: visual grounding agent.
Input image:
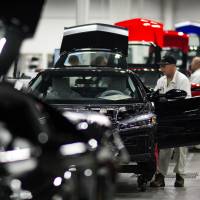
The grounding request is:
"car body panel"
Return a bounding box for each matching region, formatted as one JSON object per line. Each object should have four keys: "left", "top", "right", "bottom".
{"left": 60, "top": 23, "right": 128, "bottom": 56}
{"left": 155, "top": 96, "right": 200, "bottom": 148}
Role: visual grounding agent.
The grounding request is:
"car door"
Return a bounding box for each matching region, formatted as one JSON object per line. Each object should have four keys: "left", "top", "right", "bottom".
{"left": 155, "top": 96, "right": 200, "bottom": 149}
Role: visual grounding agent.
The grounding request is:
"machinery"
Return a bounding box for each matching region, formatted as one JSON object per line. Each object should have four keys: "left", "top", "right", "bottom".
{"left": 115, "top": 18, "right": 164, "bottom": 88}
{"left": 162, "top": 30, "right": 189, "bottom": 74}
{"left": 175, "top": 21, "right": 200, "bottom": 63}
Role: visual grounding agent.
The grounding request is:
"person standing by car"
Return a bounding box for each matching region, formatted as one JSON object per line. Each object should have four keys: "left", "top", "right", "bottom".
{"left": 190, "top": 56, "right": 200, "bottom": 83}
{"left": 150, "top": 55, "right": 191, "bottom": 188}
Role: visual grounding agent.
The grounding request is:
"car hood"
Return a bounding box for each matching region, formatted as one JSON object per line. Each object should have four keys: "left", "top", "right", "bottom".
{"left": 51, "top": 102, "right": 153, "bottom": 126}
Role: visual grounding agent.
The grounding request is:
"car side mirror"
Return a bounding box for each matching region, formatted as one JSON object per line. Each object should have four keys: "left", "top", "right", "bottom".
{"left": 148, "top": 89, "right": 187, "bottom": 102}
{"left": 165, "top": 89, "right": 187, "bottom": 100}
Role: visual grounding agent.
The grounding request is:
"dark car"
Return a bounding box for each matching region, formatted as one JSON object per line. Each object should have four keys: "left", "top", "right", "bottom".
{"left": 29, "top": 67, "right": 156, "bottom": 152}
{"left": 28, "top": 67, "right": 156, "bottom": 187}
{"left": 29, "top": 23, "right": 200, "bottom": 190}
{"left": 0, "top": 82, "right": 123, "bottom": 200}
{"left": 0, "top": 18, "right": 123, "bottom": 199}
{"left": 29, "top": 64, "right": 200, "bottom": 187}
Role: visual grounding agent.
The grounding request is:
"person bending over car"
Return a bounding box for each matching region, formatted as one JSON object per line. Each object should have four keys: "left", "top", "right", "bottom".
{"left": 150, "top": 55, "right": 191, "bottom": 188}
{"left": 190, "top": 56, "right": 200, "bottom": 84}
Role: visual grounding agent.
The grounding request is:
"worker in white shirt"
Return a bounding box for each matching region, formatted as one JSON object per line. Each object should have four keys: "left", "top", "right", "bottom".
{"left": 190, "top": 56, "right": 200, "bottom": 83}
{"left": 190, "top": 56, "right": 200, "bottom": 151}
{"left": 150, "top": 55, "right": 191, "bottom": 188}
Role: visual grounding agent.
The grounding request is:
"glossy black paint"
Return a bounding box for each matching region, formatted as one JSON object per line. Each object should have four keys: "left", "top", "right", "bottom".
{"left": 135, "top": 75, "right": 200, "bottom": 148}
{"left": 0, "top": 83, "right": 119, "bottom": 199}
{"left": 0, "top": 0, "right": 45, "bottom": 77}
{"left": 29, "top": 68, "right": 157, "bottom": 163}
{"left": 155, "top": 96, "right": 200, "bottom": 148}
{"left": 0, "top": 2, "right": 119, "bottom": 199}
{"left": 30, "top": 67, "right": 200, "bottom": 151}
{"left": 60, "top": 23, "right": 128, "bottom": 56}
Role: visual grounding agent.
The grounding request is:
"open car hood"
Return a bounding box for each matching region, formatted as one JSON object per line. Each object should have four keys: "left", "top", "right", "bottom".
{"left": 60, "top": 23, "right": 128, "bottom": 56}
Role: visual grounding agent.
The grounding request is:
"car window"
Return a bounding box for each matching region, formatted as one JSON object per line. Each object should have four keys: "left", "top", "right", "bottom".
{"left": 30, "top": 73, "right": 141, "bottom": 103}
{"left": 56, "top": 51, "right": 125, "bottom": 68}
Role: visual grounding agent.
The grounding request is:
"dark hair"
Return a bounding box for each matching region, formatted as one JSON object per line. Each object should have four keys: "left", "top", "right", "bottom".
{"left": 68, "top": 55, "right": 79, "bottom": 65}
{"left": 159, "top": 55, "right": 176, "bottom": 66}
{"left": 94, "top": 56, "right": 107, "bottom": 65}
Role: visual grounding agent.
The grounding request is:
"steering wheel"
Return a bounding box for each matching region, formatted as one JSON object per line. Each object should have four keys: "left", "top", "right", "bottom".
{"left": 100, "top": 90, "right": 124, "bottom": 97}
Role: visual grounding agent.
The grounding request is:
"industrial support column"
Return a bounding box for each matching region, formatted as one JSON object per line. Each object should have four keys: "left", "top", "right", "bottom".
{"left": 137, "top": 0, "right": 144, "bottom": 18}
{"left": 161, "top": 0, "right": 174, "bottom": 30}
{"left": 76, "top": 0, "right": 90, "bottom": 25}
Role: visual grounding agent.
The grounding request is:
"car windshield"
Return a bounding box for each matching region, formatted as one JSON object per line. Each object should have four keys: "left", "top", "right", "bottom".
{"left": 29, "top": 71, "right": 140, "bottom": 104}
{"left": 56, "top": 50, "right": 125, "bottom": 68}
{"left": 127, "top": 44, "right": 156, "bottom": 64}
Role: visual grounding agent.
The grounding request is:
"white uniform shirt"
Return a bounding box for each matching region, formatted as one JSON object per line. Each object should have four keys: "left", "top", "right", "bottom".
{"left": 190, "top": 68, "right": 200, "bottom": 84}
{"left": 155, "top": 70, "right": 191, "bottom": 97}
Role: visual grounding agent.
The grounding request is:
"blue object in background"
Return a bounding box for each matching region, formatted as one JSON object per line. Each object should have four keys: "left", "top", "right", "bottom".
{"left": 175, "top": 21, "right": 200, "bottom": 35}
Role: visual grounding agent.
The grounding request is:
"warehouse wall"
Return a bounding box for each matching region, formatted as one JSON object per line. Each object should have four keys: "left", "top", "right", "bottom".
{"left": 21, "top": 0, "right": 76, "bottom": 54}
{"left": 174, "top": 0, "right": 200, "bottom": 23}
{"left": 20, "top": 0, "right": 200, "bottom": 67}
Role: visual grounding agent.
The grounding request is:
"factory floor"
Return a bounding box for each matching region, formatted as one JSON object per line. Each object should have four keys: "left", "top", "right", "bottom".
{"left": 116, "top": 152, "right": 200, "bottom": 200}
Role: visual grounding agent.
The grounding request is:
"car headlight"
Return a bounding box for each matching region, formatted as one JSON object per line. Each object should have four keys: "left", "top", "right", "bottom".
{"left": 119, "top": 113, "right": 156, "bottom": 130}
